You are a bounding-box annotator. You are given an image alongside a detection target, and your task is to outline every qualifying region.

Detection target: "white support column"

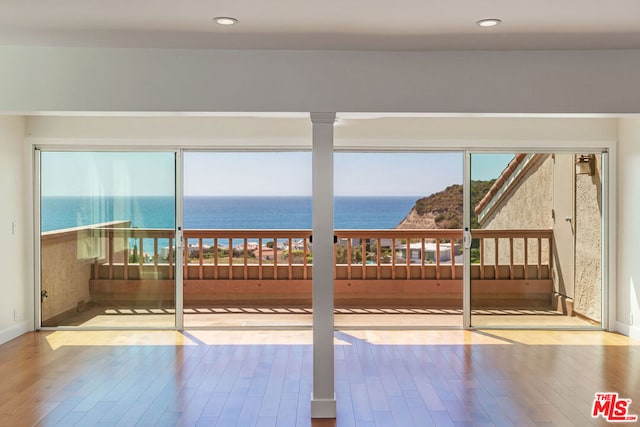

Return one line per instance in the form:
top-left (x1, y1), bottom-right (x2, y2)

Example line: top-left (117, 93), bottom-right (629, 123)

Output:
top-left (310, 112), bottom-right (336, 419)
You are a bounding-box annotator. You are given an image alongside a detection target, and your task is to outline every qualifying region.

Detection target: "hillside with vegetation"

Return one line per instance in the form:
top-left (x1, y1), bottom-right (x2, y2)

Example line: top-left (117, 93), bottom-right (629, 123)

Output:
top-left (396, 180), bottom-right (495, 229)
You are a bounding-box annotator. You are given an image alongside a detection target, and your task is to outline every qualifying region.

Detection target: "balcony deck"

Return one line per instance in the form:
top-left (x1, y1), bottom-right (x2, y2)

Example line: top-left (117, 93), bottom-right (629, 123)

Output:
top-left (49, 304), bottom-right (595, 329)
top-left (38, 225), bottom-right (580, 327)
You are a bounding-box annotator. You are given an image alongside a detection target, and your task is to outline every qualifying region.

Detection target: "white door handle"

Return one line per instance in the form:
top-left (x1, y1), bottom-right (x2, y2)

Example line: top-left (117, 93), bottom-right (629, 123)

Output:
top-left (177, 227), bottom-right (184, 249)
top-left (463, 228), bottom-right (472, 249)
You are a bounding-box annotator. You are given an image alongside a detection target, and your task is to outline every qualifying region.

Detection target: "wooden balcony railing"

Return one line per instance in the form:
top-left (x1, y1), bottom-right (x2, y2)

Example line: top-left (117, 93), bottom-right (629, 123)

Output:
top-left (472, 229), bottom-right (553, 281)
top-left (84, 226), bottom-right (553, 308)
top-left (333, 229), bottom-right (463, 281)
top-left (183, 229), bottom-right (312, 282)
top-left (90, 227), bottom-right (176, 281)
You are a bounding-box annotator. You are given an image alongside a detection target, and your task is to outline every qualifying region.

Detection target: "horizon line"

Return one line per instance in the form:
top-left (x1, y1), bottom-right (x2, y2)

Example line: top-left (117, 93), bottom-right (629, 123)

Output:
top-left (43, 194), bottom-right (425, 198)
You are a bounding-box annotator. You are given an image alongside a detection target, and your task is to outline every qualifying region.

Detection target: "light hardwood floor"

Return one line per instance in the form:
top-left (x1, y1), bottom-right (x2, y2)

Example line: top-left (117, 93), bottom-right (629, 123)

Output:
top-left (0, 329), bottom-right (638, 426)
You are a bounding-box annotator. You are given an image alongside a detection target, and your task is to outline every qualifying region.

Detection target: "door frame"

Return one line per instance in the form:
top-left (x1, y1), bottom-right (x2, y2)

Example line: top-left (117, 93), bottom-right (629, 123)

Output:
top-left (30, 137), bottom-right (616, 332)
top-left (463, 149), bottom-right (610, 330)
top-left (34, 147), bottom-right (183, 331)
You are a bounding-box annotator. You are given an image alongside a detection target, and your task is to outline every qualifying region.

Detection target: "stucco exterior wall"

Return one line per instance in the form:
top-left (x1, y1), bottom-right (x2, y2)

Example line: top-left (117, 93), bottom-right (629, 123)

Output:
top-left (478, 155), bottom-right (553, 266)
top-left (478, 153), bottom-right (602, 321)
top-left (574, 155), bottom-right (602, 321)
top-left (41, 229), bottom-right (94, 323)
top-left (40, 221), bottom-right (129, 324)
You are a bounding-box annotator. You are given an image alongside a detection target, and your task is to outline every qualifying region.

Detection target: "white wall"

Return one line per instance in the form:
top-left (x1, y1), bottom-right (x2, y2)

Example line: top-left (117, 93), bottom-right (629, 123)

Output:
top-left (335, 117), bottom-right (617, 150)
top-left (0, 116), bottom-right (30, 343)
top-left (26, 116), bottom-right (617, 150)
top-left (26, 116), bottom-right (312, 149)
top-left (1, 48), bottom-right (640, 114)
top-left (616, 119), bottom-right (640, 338)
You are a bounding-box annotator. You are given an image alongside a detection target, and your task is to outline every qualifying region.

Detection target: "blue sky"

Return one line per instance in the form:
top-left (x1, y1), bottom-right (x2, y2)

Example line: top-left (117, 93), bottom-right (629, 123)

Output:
top-left (185, 152), bottom-right (473, 196)
top-left (41, 152), bottom-right (176, 197)
top-left (41, 151), bottom-right (513, 197)
top-left (471, 153), bottom-right (515, 181)
top-left (333, 152), bottom-right (462, 197)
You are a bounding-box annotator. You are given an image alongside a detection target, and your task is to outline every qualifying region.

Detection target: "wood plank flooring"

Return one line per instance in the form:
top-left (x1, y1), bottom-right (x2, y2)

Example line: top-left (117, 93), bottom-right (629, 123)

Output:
top-left (0, 329), bottom-right (638, 426)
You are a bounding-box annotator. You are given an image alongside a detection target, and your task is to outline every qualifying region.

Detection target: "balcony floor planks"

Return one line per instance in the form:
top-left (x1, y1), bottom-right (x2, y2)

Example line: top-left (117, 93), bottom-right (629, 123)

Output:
top-left (0, 330), bottom-right (638, 426)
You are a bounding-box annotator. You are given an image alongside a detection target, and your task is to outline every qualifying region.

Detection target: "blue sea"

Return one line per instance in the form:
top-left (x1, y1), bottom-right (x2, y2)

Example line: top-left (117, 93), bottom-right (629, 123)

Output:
top-left (41, 196), bottom-right (418, 232)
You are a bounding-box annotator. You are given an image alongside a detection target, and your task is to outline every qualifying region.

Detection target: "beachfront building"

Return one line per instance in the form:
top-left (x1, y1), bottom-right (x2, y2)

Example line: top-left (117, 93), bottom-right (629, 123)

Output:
top-left (257, 246), bottom-right (277, 261)
top-left (395, 241), bottom-right (461, 263)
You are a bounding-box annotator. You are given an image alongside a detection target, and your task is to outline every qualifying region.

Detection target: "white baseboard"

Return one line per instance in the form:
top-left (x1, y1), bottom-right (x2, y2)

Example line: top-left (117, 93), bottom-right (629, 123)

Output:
top-left (614, 321), bottom-right (629, 336)
top-left (613, 321), bottom-right (640, 340)
top-left (627, 324), bottom-right (640, 340)
top-left (311, 393), bottom-right (337, 418)
top-left (0, 321), bottom-right (31, 345)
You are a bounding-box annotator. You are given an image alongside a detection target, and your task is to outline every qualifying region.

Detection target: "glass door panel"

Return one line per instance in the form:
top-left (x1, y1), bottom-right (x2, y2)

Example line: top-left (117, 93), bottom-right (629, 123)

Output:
top-left (333, 152), bottom-right (464, 328)
top-left (40, 151), bottom-right (177, 328)
top-left (182, 152), bottom-right (312, 328)
top-left (469, 152), bottom-right (603, 328)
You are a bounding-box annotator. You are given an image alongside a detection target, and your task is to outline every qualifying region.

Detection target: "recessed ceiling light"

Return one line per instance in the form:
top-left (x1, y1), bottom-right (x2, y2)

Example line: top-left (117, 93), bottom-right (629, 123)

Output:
top-left (476, 18), bottom-right (502, 28)
top-left (213, 17), bottom-right (238, 26)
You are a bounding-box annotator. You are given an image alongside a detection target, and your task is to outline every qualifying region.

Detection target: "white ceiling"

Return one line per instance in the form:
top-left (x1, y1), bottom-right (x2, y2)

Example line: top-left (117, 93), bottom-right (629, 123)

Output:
top-left (1, 0), bottom-right (640, 51)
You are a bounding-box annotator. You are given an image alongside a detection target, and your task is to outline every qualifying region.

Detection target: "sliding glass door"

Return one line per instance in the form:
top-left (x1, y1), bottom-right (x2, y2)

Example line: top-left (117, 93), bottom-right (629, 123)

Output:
top-left (333, 152), bottom-right (464, 328)
top-left (36, 147), bottom-right (607, 330)
top-left (181, 151), bottom-right (313, 328)
top-left (468, 152), bottom-right (604, 328)
top-left (38, 151), bottom-right (178, 328)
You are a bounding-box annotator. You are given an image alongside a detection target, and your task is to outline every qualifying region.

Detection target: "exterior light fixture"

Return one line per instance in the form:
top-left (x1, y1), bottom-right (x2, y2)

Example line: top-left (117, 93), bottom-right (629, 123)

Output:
top-left (476, 18), bottom-right (502, 28)
top-left (575, 154), bottom-right (596, 175)
top-left (213, 17), bottom-right (238, 26)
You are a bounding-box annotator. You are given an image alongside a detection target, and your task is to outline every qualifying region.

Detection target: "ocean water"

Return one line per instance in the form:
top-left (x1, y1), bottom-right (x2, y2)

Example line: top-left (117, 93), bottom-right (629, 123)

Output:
top-left (41, 196), bottom-right (418, 232)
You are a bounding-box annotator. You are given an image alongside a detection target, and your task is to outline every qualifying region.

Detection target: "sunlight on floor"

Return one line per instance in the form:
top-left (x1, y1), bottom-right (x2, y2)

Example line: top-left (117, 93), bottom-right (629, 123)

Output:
top-left (339, 330), bottom-right (512, 346)
top-left (479, 330), bottom-right (640, 346)
top-left (45, 330), bottom-right (197, 350)
top-left (44, 328), bottom-right (640, 353)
